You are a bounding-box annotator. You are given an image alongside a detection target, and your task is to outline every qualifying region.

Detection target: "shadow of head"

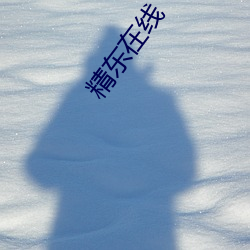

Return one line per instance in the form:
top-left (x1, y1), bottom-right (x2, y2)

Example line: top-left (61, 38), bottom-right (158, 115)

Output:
top-left (26, 25), bottom-right (195, 248)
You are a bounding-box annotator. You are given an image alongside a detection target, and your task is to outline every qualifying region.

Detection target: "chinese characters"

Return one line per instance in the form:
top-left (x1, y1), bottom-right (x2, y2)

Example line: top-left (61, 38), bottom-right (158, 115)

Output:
top-left (85, 4), bottom-right (165, 99)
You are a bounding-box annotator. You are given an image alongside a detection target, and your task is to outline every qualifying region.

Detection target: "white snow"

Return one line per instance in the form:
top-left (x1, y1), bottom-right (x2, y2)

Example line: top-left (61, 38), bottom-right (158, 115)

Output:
top-left (0, 0), bottom-right (250, 249)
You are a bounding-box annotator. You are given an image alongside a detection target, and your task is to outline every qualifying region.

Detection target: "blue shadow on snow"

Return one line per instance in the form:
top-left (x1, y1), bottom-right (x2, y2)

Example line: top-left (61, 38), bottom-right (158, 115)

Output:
top-left (26, 26), bottom-right (196, 250)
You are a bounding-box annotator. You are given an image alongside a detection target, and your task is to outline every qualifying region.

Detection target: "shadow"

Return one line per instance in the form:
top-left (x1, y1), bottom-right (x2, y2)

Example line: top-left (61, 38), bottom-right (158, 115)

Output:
top-left (26, 26), bottom-right (195, 250)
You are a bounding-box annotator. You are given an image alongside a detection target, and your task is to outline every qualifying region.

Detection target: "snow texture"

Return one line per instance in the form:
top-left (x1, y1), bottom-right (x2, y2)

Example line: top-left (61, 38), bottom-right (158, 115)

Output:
top-left (0, 1), bottom-right (250, 249)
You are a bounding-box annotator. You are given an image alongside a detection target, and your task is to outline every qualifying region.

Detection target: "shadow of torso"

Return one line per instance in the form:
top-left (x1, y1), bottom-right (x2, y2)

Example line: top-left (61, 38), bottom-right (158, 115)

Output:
top-left (26, 26), bottom-right (195, 250)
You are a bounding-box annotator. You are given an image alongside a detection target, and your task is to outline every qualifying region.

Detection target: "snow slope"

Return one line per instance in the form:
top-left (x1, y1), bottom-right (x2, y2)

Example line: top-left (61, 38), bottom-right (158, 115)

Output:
top-left (0, 0), bottom-right (249, 249)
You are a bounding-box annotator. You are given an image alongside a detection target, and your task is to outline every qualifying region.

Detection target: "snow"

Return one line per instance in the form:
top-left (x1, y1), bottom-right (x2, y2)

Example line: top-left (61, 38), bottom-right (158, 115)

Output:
top-left (0, 0), bottom-right (250, 249)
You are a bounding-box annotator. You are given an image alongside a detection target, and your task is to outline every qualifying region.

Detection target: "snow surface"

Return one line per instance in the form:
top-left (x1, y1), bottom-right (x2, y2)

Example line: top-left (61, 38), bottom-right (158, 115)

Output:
top-left (0, 0), bottom-right (250, 249)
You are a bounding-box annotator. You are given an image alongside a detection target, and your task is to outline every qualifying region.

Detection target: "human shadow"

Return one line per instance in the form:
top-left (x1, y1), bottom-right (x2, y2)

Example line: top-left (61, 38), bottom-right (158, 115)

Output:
top-left (26, 26), bottom-right (195, 250)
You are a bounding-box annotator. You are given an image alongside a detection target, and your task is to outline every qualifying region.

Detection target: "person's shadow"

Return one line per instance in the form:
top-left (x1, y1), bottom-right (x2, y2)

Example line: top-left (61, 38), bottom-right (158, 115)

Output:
top-left (26, 26), bottom-right (195, 250)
